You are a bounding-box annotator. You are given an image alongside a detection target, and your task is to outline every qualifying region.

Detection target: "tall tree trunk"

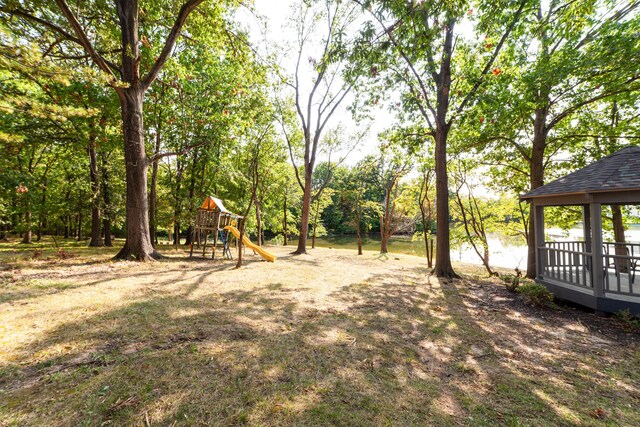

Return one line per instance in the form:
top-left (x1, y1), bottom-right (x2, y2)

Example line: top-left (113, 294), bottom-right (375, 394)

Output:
top-left (294, 167), bottom-right (313, 254)
top-left (76, 210), bottom-right (83, 241)
top-left (355, 209), bottom-right (363, 255)
top-left (64, 208), bottom-right (70, 239)
top-left (311, 198), bottom-right (320, 249)
top-left (185, 149), bottom-right (198, 246)
top-left (380, 215), bottom-right (388, 253)
top-left (185, 227), bottom-right (193, 246)
top-left (526, 106), bottom-right (548, 278)
top-left (36, 177), bottom-right (47, 242)
top-left (0, 220), bottom-right (7, 240)
top-left (149, 122), bottom-right (161, 247)
top-left (431, 19), bottom-right (457, 278)
top-left (172, 157), bottom-right (184, 248)
top-left (609, 100), bottom-right (627, 268)
top-left (432, 124), bottom-right (456, 276)
top-left (526, 9), bottom-right (551, 279)
top-left (52, 0), bottom-right (204, 259)
top-left (114, 87), bottom-right (159, 260)
top-left (101, 151), bottom-right (112, 247)
top-left (611, 204), bottom-right (628, 271)
top-left (88, 129), bottom-right (104, 247)
top-left (173, 217), bottom-right (181, 246)
top-left (21, 210), bottom-right (32, 244)
top-left (380, 182), bottom-right (395, 254)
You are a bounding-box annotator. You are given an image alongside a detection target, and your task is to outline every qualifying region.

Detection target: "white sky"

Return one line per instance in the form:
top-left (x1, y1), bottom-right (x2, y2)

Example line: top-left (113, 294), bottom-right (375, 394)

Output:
top-left (235, 0), bottom-right (391, 166)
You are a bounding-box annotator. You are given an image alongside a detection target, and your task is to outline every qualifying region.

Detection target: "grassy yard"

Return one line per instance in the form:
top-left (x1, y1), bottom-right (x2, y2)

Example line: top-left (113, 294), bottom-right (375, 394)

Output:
top-left (0, 238), bottom-right (639, 426)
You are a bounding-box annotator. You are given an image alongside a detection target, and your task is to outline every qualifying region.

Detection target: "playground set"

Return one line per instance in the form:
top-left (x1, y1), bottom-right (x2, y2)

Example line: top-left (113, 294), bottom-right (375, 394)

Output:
top-left (189, 196), bottom-right (276, 262)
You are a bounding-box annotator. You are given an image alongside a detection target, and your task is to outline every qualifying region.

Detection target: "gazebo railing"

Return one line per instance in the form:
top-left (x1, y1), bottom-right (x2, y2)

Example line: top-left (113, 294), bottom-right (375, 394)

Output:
top-left (538, 241), bottom-right (592, 289)
top-left (603, 242), bottom-right (640, 297)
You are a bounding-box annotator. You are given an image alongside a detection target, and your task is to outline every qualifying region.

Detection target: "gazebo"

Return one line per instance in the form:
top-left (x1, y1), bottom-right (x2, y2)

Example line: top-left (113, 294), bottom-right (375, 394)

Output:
top-left (521, 146), bottom-right (640, 315)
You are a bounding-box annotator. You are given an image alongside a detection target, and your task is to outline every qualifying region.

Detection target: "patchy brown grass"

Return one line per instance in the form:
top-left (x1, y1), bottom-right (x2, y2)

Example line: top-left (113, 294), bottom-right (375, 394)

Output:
top-left (0, 238), bottom-right (639, 426)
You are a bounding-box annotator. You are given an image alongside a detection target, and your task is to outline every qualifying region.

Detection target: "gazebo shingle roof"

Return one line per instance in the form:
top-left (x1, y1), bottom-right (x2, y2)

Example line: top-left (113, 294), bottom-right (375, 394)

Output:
top-left (521, 146), bottom-right (640, 199)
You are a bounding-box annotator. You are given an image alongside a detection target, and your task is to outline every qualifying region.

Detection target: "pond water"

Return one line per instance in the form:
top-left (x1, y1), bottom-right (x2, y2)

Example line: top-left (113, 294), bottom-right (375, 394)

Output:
top-left (274, 224), bottom-right (640, 271)
top-left (278, 232), bottom-right (529, 270)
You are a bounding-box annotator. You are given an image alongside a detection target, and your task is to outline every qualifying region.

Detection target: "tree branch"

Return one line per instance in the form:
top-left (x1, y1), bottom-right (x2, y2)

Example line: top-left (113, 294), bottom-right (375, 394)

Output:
top-left (54, 0), bottom-right (121, 86)
top-left (3, 7), bottom-right (80, 44)
top-left (150, 140), bottom-right (209, 163)
top-left (142, 0), bottom-right (205, 90)
top-left (548, 76), bottom-right (640, 130)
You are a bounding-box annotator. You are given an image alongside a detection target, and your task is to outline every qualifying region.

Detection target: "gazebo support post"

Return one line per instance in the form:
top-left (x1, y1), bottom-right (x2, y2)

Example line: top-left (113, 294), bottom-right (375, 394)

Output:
top-left (534, 204), bottom-right (545, 279)
top-left (589, 203), bottom-right (604, 301)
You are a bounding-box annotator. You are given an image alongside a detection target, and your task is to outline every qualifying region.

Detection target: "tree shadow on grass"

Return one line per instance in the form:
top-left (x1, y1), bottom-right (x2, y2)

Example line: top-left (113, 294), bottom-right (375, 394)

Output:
top-left (418, 273), bottom-right (640, 425)
top-left (1, 269), bottom-right (638, 426)
top-left (0, 252), bottom-right (275, 305)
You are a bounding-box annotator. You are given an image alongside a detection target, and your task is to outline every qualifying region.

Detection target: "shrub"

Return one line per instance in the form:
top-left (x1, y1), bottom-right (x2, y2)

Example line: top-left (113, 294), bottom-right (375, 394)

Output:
top-left (517, 283), bottom-right (554, 308)
top-left (501, 274), bottom-right (520, 292)
top-left (613, 309), bottom-right (640, 332)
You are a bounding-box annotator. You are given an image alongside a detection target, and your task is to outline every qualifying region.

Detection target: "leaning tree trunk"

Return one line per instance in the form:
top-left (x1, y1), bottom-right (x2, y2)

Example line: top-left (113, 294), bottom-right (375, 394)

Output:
top-left (88, 132), bottom-right (104, 247)
top-left (254, 195), bottom-right (262, 246)
top-left (293, 167), bottom-right (313, 254)
top-left (115, 87), bottom-right (159, 260)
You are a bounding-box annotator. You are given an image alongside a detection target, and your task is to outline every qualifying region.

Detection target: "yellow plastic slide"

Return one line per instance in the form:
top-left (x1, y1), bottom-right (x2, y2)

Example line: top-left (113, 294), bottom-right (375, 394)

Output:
top-left (223, 225), bottom-right (276, 262)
